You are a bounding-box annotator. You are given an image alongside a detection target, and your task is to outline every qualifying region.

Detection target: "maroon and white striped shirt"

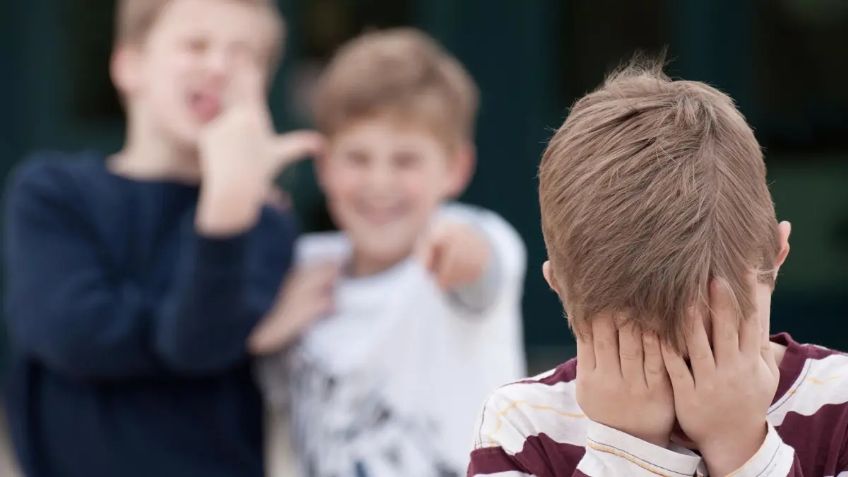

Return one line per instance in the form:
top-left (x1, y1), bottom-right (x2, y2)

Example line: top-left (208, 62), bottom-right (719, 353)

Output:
top-left (468, 333), bottom-right (848, 476)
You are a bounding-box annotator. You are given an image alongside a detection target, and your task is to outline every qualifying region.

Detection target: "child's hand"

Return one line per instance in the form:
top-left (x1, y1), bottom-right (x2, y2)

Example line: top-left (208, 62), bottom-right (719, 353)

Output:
top-left (415, 220), bottom-right (491, 290)
top-left (661, 278), bottom-right (779, 476)
top-left (247, 262), bottom-right (340, 355)
top-left (196, 62), bottom-right (324, 235)
top-left (575, 316), bottom-right (675, 448)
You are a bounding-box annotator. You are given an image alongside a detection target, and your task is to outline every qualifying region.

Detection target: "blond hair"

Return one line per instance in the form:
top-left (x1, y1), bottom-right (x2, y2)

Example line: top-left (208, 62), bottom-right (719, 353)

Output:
top-left (538, 59), bottom-right (780, 349)
top-left (313, 28), bottom-right (479, 148)
top-left (115, 0), bottom-right (285, 63)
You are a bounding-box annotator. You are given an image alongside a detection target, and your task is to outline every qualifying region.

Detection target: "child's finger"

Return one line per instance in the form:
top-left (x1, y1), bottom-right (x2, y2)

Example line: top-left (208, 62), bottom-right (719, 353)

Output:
top-left (709, 277), bottom-right (740, 364)
top-left (618, 322), bottom-right (645, 385)
top-left (739, 272), bottom-right (764, 356)
top-left (293, 263), bottom-right (340, 294)
top-left (661, 340), bottom-right (694, 392)
top-left (684, 306), bottom-right (715, 380)
top-left (643, 332), bottom-right (667, 388)
top-left (312, 264), bottom-right (341, 285)
top-left (416, 236), bottom-right (441, 274)
top-left (591, 314), bottom-right (620, 375)
top-left (315, 260), bottom-right (343, 277)
top-left (413, 225), bottom-right (442, 273)
top-left (309, 294), bottom-right (335, 317)
top-left (435, 241), bottom-right (462, 289)
top-left (268, 131), bottom-right (325, 170)
top-left (247, 316), bottom-right (289, 355)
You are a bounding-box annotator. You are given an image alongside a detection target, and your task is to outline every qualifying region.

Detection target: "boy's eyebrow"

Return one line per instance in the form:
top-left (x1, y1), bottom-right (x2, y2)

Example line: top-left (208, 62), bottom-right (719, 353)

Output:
top-left (230, 40), bottom-right (252, 49)
top-left (226, 40), bottom-right (269, 61)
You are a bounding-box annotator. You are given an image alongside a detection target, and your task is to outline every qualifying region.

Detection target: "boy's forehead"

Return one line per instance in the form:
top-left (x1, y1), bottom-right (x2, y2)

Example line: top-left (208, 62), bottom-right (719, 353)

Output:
top-left (329, 113), bottom-right (459, 152)
top-left (152, 0), bottom-right (279, 49)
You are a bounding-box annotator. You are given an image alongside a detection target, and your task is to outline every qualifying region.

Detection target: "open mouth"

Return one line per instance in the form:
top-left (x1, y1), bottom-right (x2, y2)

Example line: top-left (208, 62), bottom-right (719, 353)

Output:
top-left (187, 91), bottom-right (222, 122)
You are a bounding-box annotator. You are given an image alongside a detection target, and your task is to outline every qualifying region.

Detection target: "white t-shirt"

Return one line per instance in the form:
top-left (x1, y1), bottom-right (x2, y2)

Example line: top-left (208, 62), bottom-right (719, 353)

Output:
top-left (259, 203), bottom-right (526, 477)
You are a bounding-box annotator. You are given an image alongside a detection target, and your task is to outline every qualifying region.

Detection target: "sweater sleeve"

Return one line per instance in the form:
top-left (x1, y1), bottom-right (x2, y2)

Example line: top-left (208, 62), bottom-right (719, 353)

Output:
top-left (153, 206), bottom-right (294, 373)
top-left (3, 160), bottom-right (293, 379)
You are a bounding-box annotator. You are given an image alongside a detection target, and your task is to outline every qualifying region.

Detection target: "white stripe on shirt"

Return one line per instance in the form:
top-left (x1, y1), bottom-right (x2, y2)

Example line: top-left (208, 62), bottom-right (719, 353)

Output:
top-left (769, 353), bottom-right (848, 425)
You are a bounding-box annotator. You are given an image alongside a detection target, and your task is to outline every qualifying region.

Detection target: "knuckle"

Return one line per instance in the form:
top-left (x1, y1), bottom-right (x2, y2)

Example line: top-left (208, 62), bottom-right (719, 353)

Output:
top-left (669, 368), bottom-right (687, 381)
top-left (644, 364), bottom-right (664, 377)
top-left (595, 339), bottom-right (612, 351)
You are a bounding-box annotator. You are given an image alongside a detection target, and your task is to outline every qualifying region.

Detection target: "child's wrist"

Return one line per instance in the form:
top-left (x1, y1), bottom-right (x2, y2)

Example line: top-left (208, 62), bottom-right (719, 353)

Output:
top-left (196, 183), bottom-right (264, 236)
top-left (699, 422), bottom-right (768, 476)
top-left (629, 430), bottom-right (670, 449)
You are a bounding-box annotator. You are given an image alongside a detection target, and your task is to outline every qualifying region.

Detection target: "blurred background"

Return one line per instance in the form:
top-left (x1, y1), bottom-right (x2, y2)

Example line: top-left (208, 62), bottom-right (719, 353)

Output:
top-left (1, 0), bottom-right (846, 474)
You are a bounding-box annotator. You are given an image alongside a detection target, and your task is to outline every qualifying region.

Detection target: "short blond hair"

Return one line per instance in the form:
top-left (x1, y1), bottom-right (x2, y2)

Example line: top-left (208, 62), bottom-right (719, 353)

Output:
top-left (539, 59), bottom-right (780, 349)
top-left (313, 28), bottom-right (479, 148)
top-left (115, 0), bottom-right (285, 63)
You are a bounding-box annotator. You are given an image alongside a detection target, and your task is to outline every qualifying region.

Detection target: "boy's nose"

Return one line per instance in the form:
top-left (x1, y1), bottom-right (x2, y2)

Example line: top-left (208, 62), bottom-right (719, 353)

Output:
top-left (366, 167), bottom-right (396, 192)
top-left (204, 49), bottom-right (234, 80)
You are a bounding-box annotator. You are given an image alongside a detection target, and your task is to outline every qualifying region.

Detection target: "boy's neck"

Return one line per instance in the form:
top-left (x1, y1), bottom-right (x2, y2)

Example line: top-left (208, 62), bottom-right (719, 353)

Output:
top-left (110, 119), bottom-right (202, 183)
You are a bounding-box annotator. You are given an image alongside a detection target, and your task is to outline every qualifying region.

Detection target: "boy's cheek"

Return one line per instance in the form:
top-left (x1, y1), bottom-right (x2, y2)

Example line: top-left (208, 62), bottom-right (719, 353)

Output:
top-left (320, 160), bottom-right (359, 193)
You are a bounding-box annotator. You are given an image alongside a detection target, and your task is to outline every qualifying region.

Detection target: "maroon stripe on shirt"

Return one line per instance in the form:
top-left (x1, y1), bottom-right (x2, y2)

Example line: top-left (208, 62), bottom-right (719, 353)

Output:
top-left (778, 402), bottom-right (848, 475)
top-left (527, 433), bottom-right (585, 475)
top-left (467, 447), bottom-right (522, 475)
top-left (469, 434), bottom-right (585, 476)
top-left (518, 359), bottom-right (578, 387)
top-left (772, 332), bottom-right (843, 406)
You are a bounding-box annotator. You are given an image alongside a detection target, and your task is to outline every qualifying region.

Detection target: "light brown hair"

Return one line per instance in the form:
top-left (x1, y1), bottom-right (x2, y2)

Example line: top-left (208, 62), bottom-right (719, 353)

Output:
top-left (538, 59), bottom-right (780, 349)
top-left (115, 0), bottom-right (285, 63)
top-left (313, 28), bottom-right (479, 148)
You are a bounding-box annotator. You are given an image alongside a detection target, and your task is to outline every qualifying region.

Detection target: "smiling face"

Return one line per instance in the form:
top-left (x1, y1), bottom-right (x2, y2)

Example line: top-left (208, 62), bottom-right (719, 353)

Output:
top-left (318, 115), bottom-right (472, 274)
top-left (112, 0), bottom-right (280, 149)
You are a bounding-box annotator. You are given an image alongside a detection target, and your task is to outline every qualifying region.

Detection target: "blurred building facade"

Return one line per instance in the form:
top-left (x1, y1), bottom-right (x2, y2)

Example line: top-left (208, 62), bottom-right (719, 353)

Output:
top-left (0, 0), bottom-right (846, 375)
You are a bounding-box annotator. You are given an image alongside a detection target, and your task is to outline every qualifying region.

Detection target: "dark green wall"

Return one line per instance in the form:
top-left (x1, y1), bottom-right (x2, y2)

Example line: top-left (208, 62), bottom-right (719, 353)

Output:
top-left (2, 0), bottom-right (846, 374)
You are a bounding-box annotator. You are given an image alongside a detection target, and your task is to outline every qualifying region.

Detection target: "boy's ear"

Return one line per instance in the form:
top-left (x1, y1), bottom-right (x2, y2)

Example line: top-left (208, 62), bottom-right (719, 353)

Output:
top-left (774, 221), bottom-right (792, 275)
top-left (110, 44), bottom-right (143, 98)
top-left (544, 260), bottom-right (575, 320)
top-left (445, 142), bottom-right (476, 198)
top-left (542, 261), bottom-right (561, 296)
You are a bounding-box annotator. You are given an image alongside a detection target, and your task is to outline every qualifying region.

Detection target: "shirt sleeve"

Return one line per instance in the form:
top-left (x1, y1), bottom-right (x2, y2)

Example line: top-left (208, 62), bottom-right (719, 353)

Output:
top-left (715, 423), bottom-right (801, 476)
top-left (3, 160), bottom-right (293, 380)
top-left (577, 421), bottom-right (701, 477)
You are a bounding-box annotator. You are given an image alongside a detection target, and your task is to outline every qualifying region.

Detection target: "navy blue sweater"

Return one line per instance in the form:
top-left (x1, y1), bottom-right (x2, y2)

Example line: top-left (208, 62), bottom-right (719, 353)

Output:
top-left (3, 152), bottom-right (296, 477)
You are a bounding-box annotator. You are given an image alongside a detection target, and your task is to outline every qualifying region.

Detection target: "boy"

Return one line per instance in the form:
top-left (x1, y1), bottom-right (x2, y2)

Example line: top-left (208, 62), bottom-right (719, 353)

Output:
top-left (252, 28), bottom-right (527, 477)
top-left (467, 61), bottom-right (848, 476)
top-left (3, 1), bottom-right (321, 476)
